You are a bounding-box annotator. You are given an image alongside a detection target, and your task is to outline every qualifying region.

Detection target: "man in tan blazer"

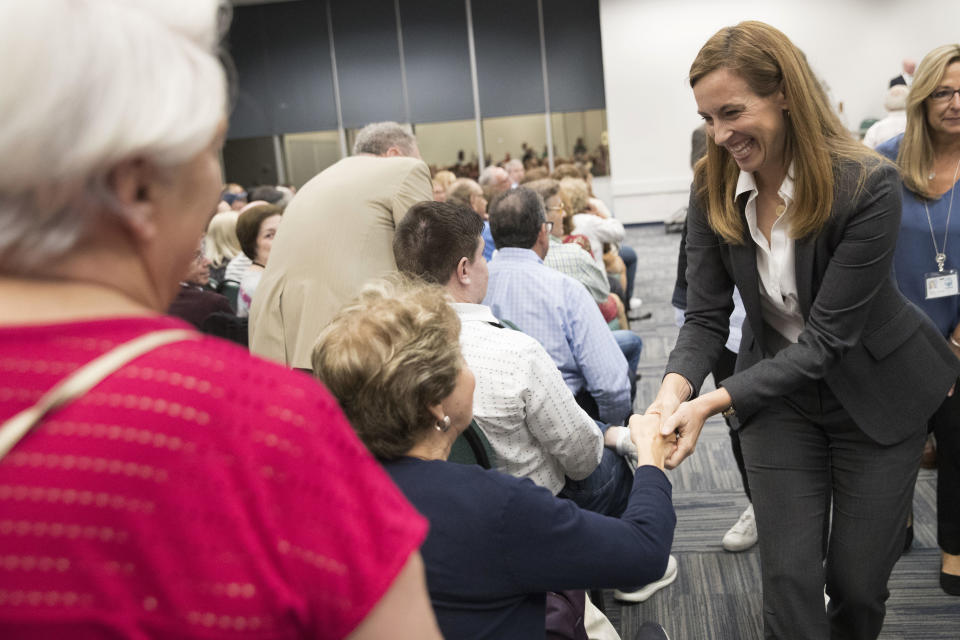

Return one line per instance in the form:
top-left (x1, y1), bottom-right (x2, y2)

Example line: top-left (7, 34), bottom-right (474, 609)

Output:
top-left (249, 122), bottom-right (432, 369)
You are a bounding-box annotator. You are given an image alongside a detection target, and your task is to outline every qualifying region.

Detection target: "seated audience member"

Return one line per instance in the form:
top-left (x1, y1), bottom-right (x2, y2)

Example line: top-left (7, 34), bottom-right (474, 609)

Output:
top-left (862, 84), bottom-right (909, 149)
top-left (235, 203), bottom-right (283, 318)
top-left (204, 210), bottom-right (241, 285)
top-left (432, 169), bottom-right (456, 202)
top-left (525, 178), bottom-right (628, 326)
top-left (395, 201), bottom-right (641, 517)
top-left (447, 177), bottom-right (495, 261)
top-left (478, 165), bottom-right (511, 201)
top-left (221, 201), bottom-right (266, 285)
top-left (521, 166), bottom-right (550, 183)
top-left (484, 188), bottom-right (633, 425)
top-left (0, 1), bottom-right (442, 637)
top-left (505, 158), bottom-right (525, 187)
top-left (561, 176), bottom-right (642, 315)
top-left (167, 234), bottom-right (234, 329)
top-left (222, 183), bottom-right (247, 211)
top-left (560, 176), bottom-right (624, 271)
top-left (248, 185), bottom-right (285, 205)
top-left (312, 278), bottom-right (677, 638)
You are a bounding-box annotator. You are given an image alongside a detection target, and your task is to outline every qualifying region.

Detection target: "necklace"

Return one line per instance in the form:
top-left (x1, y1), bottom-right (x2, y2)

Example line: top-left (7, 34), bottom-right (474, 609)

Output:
top-left (923, 156), bottom-right (960, 272)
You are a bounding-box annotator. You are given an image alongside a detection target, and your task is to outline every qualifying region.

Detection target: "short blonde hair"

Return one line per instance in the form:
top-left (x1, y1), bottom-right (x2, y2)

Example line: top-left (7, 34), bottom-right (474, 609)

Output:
top-left (898, 44), bottom-right (960, 199)
top-left (433, 170), bottom-right (457, 190)
top-left (204, 210), bottom-right (241, 266)
top-left (312, 277), bottom-right (462, 460)
top-left (559, 177), bottom-right (590, 215)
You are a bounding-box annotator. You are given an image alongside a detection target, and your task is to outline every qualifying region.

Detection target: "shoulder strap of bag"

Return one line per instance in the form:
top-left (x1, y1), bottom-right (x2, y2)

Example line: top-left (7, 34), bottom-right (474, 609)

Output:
top-left (0, 328), bottom-right (198, 460)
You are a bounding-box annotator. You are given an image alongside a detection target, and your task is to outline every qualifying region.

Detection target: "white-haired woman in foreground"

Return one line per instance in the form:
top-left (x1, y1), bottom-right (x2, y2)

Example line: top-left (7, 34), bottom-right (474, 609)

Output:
top-left (0, 1), bottom-right (440, 638)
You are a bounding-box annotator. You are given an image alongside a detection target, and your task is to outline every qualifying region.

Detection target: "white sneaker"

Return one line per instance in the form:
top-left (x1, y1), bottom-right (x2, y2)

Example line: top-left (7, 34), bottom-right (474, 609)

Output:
top-left (722, 504), bottom-right (758, 552)
top-left (613, 555), bottom-right (678, 603)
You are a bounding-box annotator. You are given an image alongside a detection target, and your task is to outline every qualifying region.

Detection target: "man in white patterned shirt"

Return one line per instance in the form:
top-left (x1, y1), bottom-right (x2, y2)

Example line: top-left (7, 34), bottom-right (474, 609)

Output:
top-left (394, 200), bottom-right (636, 516)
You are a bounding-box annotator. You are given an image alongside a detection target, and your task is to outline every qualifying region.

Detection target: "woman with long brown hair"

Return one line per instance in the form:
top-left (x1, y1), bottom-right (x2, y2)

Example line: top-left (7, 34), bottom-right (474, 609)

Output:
top-left (648, 21), bottom-right (959, 638)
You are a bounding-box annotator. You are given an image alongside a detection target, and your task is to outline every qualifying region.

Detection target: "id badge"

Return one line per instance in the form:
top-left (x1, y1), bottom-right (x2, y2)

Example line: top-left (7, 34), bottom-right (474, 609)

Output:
top-left (924, 269), bottom-right (960, 299)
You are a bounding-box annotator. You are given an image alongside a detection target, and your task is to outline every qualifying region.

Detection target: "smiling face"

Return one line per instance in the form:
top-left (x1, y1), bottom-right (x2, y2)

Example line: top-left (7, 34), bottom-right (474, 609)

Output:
top-left (694, 67), bottom-right (790, 188)
top-left (926, 61), bottom-right (960, 141)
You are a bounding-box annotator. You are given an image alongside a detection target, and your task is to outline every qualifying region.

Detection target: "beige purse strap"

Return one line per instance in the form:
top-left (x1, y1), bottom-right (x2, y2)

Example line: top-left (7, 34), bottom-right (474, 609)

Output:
top-left (0, 328), bottom-right (197, 460)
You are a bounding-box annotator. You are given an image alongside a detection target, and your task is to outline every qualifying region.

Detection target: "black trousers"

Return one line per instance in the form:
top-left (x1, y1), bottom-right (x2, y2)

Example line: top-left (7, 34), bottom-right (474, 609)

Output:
top-left (712, 346), bottom-right (750, 501)
top-left (738, 380), bottom-right (924, 640)
top-left (928, 390), bottom-right (960, 554)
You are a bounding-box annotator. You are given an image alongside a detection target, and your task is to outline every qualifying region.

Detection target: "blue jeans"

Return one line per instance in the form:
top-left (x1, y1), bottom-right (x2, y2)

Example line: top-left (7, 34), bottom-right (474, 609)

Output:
top-left (612, 329), bottom-right (642, 402)
top-left (559, 447), bottom-right (634, 517)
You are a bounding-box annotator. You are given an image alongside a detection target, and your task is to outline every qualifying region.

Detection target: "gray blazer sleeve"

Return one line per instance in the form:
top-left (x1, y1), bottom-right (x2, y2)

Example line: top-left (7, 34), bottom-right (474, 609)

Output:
top-left (663, 186), bottom-right (735, 396)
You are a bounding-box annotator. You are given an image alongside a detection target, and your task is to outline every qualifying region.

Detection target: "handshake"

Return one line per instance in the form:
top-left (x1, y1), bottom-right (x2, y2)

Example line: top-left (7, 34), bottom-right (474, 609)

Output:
top-left (603, 414), bottom-right (678, 471)
top-left (634, 371), bottom-right (735, 470)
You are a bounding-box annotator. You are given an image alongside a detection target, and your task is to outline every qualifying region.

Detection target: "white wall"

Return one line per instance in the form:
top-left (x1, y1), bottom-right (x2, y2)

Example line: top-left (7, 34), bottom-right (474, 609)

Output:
top-left (600, 0), bottom-right (960, 224)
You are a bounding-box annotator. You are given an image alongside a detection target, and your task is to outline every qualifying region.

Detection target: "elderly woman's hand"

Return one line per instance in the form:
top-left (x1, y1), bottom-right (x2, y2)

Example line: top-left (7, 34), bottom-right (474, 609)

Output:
top-left (628, 413), bottom-right (677, 471)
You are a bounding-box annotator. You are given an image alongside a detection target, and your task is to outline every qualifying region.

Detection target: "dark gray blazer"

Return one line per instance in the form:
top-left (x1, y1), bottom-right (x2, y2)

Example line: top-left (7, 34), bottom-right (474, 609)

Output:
top-left (665, 159), bottom-right (960, 445)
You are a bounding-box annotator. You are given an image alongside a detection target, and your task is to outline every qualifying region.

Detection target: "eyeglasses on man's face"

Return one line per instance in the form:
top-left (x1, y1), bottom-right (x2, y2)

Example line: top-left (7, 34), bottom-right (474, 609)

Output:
top-left (548, 204), bottom-right (566, 213)
top-left (928, 87), bottom-right (960, 104)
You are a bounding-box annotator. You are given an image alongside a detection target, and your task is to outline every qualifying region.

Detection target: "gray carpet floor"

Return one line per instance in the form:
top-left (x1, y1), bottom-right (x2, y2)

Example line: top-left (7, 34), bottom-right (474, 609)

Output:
top-left (601, 224), bottom-right (960, 639)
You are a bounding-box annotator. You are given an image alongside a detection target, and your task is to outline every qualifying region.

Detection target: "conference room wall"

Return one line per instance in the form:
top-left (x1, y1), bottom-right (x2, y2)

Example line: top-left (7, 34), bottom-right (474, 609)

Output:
top-left (600, 0), bottom-right (960, 224)
top-left (223, 0), bottom-right (609, 184)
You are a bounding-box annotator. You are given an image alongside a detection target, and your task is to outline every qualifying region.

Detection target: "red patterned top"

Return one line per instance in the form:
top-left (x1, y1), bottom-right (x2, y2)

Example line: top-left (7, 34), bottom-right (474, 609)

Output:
top-left (0, 316), bottom-right (427, 638)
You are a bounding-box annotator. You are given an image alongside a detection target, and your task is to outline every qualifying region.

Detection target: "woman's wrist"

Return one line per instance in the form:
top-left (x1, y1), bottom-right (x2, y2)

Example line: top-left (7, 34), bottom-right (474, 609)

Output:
top-left (697, 387), bottom-right (733, 417)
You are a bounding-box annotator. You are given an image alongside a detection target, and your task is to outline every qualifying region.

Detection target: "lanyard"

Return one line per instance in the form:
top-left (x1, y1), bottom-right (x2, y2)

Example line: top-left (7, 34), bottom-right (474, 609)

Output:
top-left (923, 157), bottom-right (960, 272)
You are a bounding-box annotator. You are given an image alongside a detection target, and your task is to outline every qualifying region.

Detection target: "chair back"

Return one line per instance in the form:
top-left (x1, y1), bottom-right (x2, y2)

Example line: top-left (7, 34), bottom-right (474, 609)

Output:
top-left (448, 421), bottom-right (494, 469)
top-left (217, 280), bottom-right (241, 313)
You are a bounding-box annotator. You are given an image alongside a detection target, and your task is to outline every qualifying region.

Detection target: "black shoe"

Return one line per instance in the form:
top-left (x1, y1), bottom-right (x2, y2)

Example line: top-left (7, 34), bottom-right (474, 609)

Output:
top-left (940, 571), bottom-right (960, 596)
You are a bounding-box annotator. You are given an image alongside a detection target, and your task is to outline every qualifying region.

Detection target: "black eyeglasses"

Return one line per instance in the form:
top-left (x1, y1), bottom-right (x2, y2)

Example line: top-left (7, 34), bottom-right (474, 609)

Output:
top-left (929, 87), bottom-right (960, 104)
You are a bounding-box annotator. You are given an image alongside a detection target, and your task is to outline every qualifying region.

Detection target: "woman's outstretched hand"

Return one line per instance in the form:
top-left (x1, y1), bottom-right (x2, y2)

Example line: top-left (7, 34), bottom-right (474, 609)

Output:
top-left (648, 376), bottom-right (732, 470)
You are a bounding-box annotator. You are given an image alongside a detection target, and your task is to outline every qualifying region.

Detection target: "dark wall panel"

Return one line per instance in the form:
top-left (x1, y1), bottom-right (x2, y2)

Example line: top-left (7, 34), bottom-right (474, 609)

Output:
top-left (399, 0), bottom-right (474, 123)
top-left (543, 0), bottom-right (606, 112)
top-left (227, 1), bottom-right (338, 139)
top-left (331, 0), bottom-right (406, 129)
top-left (228, 5), bottom-right (272, 138)
top-left (471, 0), bottom-right (545, 119)
top-left (223, 137), bottom-right (279, 187)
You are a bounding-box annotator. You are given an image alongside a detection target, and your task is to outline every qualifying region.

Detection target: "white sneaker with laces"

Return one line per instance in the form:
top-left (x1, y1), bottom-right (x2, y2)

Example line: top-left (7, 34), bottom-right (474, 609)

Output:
top-left (613, 554), bottom-right (678, 603)
top-left (722, 503), bottom-right (758, 552)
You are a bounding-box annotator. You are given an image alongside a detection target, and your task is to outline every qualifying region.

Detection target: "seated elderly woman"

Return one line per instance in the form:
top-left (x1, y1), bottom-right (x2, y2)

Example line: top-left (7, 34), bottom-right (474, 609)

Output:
top-left (234, 202), bottom-right (282, 318)
top-left (313, 278), bottom-right (677, 639)
top-left (0, 1), bottom-right (440, 637)
top-left (204, 209), bottom-right (241, 286)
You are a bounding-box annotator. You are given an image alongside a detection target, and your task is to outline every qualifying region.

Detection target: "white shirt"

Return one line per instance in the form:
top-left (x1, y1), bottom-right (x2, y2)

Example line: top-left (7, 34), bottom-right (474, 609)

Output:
top-left (223, 254), bottom-right (252, 283)
top-left (236, 268), bottom-right (262, 319)
top-left (862, 111), bottom-right (907, 149)
top-left (571, 213), bottom-right (625, 269)
top-left (737, 166), bottom-right (805, 343)
top-left (452, 302), bottom-right (603, 494)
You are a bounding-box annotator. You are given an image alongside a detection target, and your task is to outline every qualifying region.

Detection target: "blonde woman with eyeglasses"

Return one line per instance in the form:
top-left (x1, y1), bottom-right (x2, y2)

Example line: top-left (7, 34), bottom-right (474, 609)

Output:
top-left (877, 43), bottom-right (960, 597)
